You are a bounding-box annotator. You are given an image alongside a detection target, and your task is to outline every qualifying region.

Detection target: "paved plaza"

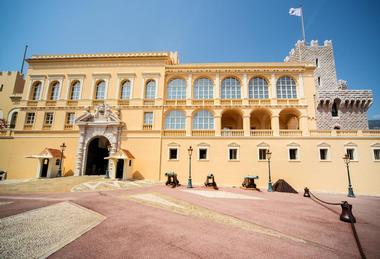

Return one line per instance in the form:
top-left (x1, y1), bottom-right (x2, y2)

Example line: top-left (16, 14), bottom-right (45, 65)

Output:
top-left (0, 177), bottom-right (379, 258)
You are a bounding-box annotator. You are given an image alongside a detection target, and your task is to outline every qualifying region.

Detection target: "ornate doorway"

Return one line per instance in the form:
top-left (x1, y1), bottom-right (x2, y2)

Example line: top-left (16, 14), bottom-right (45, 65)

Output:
top-left (85, 136), bottom-right (110, 175)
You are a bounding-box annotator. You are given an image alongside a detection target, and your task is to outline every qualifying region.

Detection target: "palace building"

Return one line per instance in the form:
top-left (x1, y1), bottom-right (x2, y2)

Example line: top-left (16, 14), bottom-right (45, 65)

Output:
top-left (0, 40), bottom-right (379, 195)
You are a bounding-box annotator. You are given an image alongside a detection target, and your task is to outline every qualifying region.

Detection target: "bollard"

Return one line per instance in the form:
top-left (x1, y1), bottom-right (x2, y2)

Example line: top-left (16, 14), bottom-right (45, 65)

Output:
top-left (340, 201), bottom-right (356, 223)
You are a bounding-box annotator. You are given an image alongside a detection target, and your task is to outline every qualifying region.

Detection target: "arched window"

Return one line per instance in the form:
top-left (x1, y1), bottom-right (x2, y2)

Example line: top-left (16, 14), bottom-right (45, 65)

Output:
top-left (9, 112), bottom-right (18, 128)
top-left (70, 81), bottom-right (80, 100)
top-left (120, 80), bottom-right (131, 99)
top-left (49, 81), bottom-right (60, 100)
top-left (145, 80), bottom-right (156, 99)
top-left (194, 78), bottom-right (213, 99)
top-left (95, 80), bottom-right (106, 99)
top-left (167, 78), bottom-right (186, 99)
top-left (165, 110), bottom-right (185, 129)
top-left (221, 77), bottom-right (241, 99)
top-left (332, 102), bottom-right (338, 117)
top-left (31, 82), bottom-right (41, 100)
top-left (193, 110), bottom-right (214, 129)
top-left (276, 76), bottom-right (297, 99)
top-left (249, 77), bottom-right (269, 99)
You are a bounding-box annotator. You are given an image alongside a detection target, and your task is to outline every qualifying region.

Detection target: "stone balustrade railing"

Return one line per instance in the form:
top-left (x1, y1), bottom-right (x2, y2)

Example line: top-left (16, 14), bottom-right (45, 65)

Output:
top-left (163, 130), bottom-right (186, 136)
top-left (221, 129), bottom-right (244, 136)
top-left (250, 130), bottom-right (273, 136)
top-left (192, 130), bottom-right (215, 136)
top-left (279, 130), bottom-right (303, 136)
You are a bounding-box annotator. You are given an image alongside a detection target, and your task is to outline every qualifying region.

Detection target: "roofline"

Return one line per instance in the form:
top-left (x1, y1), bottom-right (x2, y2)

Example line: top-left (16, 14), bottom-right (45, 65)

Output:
top-left (166, 62), bottom-right (316, 69)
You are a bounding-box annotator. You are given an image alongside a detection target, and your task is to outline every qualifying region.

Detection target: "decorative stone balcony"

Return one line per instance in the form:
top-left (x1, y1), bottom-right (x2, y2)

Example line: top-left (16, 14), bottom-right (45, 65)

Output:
top-left (336, 130), bottom-right (358, 136)
top-left (118, 100), bottom-right (130, 106)
top-left (23, 124), bottom-right (33, 130)
top-left (42, 124), bottom-right (52, 130)
top-left (279, 130), bottom-right (302, 136)
top-left (248, 99), bottom-right (271, 105)
top-left (64, 124), bottom-right (74, 130)
top-left (46, 100), bottom-right (57, 107)
top-left (27, 101), bottom-right (38, 106)
top-left (220, 99), bottom-right (242, 106)
top-left (92, 100), bottom-right (104, 106)
top-left (66, 100), bottom-right (78, 106)
top-left (192, 130), bottom-right (215, 136)
top-left (250, 130), bottom-right (273, 136)
top-left (310, 130), bottom-right (333, 136)
top-left (143, 99), bottom-right (155, 106)
top-left (192, 99), bottom-right (214, 106)
top-left (163, 130), bottom-right (186, 136)
top-left (143, 124), bottom-right (152, 131)
top-left (277, 99), bottom-right (299, 106)
top-left (221, 129), bottom-right (244, 137)
top-left (164, 100), bottom-right (186, 106)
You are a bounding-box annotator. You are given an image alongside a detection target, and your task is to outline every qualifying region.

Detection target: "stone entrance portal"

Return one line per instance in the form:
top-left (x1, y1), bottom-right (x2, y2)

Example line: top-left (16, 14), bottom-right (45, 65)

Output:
top-left (74, 104), bottom-right (124, 177)
top-left (85, 136), bottom-right (110, 175)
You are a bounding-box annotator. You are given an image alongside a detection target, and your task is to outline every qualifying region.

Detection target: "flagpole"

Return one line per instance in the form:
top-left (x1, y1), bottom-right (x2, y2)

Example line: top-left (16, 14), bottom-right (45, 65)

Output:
top-left (300, 5), bottom-right (306, 42)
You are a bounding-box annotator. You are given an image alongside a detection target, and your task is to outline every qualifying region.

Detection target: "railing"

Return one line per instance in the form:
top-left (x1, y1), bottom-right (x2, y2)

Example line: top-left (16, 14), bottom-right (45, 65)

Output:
top-left (192, 130), bottom-right (215, 136)
top-left (118, 100), bottom-right (130, 106)
top-left (42, 125), bottom-right (52, 130)
top-left (143, 99), bottom-right (155, 106)
top-left (336, 130), bottom-right (358, 136)
top-left (46, 100), bottom-right (56, 107)
top-left (250, 130), bottom-right (273, 136)
top-left (23, 124), bottom-right (33, 130)
top-left (192, 99), bottom-right (214, 106)
top-left (163, 130), bottom-right (186, 136)
top-left (165, 100), bottom-right (186, 106)
top-left (0, 130), bottom-right (10, 136)
top-left (279, 130), bottom-right (302, 136)
top-left (220, 99), bottom-right (242, 105)
top-left (277, 99), bottom-right (299, 105)
top-left (27, 101), bottom-right (38, 106)
top-left (248, 99), bottom-right (271, 105)
top-left (221, 129), bottom-right (244, 136)
top-left (143, 124), bottom-right (152, 131)
top-left (93, 100), bottom-right (104, 105)
top-left (64, 124), bottom-right (73, 130)
top-left (362, 130), bottom-right (380, 136)
top-left (310, 130), bottom-right (332, 136)
top-left (66, 100), bottom-right (78, 106)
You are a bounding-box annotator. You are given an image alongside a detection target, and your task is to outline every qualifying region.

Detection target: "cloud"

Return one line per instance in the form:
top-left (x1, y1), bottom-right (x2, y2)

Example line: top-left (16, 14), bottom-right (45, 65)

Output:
top-left (371, 114), bottom-right (380, 120)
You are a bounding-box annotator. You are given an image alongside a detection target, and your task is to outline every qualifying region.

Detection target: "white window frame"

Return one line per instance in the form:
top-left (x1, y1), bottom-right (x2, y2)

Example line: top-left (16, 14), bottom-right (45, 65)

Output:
top-left (372, 148), bottom-right (380, 162)
top-left (66, 112), bottom-right (75, 125)
top-left (198, 147), bottom-right (209, 161)
top-left (288, 147), bottom-right (300, 161)
top-left (66, 75), bottom-right (84, 100)
top-left (318, 147), bottom-right (331, 162)
top-left (228, 147), bottom-right (239, 161)
top-left (44, 112), bottom-right (54, 125)
top-left (168, 147), bottom-right (179, 161)
top-left (143, 112), bottom-right (154, 126)
top-left (345, 147), bottom-right (358, 162)
top-left (257, 147), bottom-right (269, 161)
top-left (25, 112), bottom-right (35, 125)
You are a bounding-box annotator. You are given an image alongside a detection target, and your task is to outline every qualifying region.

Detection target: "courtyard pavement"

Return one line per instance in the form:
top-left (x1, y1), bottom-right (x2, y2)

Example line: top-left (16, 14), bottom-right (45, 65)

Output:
top-left (0, 177), bottom-right (379, 258)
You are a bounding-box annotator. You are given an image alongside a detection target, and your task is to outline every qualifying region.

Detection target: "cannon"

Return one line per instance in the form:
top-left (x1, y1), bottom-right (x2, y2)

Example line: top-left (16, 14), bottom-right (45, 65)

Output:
top-left (242, 175), bottom-right (259, 190)
top-left (204, 173), bottom-right (218, 190)
top-left (165, 172), bottom-right (180, 188)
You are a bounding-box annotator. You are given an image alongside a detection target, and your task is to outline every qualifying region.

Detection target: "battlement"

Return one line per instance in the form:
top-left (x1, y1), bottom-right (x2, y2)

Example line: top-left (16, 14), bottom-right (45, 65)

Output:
top-left (284, 40), bottom-right (333, 62)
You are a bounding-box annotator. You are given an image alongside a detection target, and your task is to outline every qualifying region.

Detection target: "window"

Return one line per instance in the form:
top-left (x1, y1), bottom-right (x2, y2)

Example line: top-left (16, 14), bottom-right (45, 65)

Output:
top-left (228, 148), bottom-right (239, 161)
top-left (346, 148), bottom-right (356, 161)
top-left (332, 102), bottom-right (338, 117)
top-left (9, 112), bottom-right (18, 128)
top-left (145, 80), bottom-right (156, 99)
top-left (221, 77), bottom-right (241, 99)
top-left (317, 77), bottom-right (321, 86)
top-left (169, 148), bottom-right (178, 160)
top-left (319, 148), bottom-right (329, 161)
top-left (289, 148), bottom-right (299, 160)
top-left (373, 149), bottom-right (380, 161)
top-left (66, 112), bottom-right (75, 125)
top-left (167, 78), bottom-right (186, 99)
top-left (31, 82), bottom-right (41, 100)
top-left (194, 78), bottom-right (213, 99)
top-left (55, 159), bottom-right (60, 166)
top-left (193, 110), bottom-right (214, 129)
top-left (25, 112), bottom-right (35, 125)
top-left (120, 80), bottom-right (131, 99)
top-left (44, 112), bottom-right (54, 125)
top-left (276, 76), bottom-right (297, 99)
top-left (249, 77), bottom-right (269, 99)
top-left (316, 58), bottom-right (319, 68)
top-left (95, 80), bottom-right (106, 99)
top-left (0, 84), bottom-right (3, 91)
top-left (144, 112), bottom-right (153, 125)
top-left (49, 81), bottom-right (60, 100)
top-left (70, 81), bottom-right (80, 100)
top-left (199, 148), bottom-right (208, 160)
top-left (165, 110), bottom-right (185, 129)
top-left (258, 148), bottom-right (268, 161)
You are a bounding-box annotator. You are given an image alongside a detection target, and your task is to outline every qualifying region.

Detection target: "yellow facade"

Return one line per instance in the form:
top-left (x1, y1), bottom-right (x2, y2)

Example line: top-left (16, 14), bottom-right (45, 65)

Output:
top-left (0, 51), bottom-right (379, 195)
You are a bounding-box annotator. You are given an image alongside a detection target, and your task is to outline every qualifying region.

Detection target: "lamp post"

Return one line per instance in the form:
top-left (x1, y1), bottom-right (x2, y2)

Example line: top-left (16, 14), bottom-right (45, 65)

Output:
top-left (343, 154), bottom-right (355, 198)
top-left (57, 142), bottom-right (66, 177)
top-left (266, 150), bottom-right (273, 192)
top-left (105, 144), bottom-right (112, 179)
top-left (187, 146), bottom-right (193, 188)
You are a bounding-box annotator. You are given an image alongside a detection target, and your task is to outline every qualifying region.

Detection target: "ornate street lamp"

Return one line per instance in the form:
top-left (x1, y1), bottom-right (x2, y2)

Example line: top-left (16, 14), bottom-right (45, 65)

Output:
top-left (343, 154), bottom-right (355, 198)
top-left (57, 142), bottom-right (66, 177)
top-left (105, 144), bottom-right (112, 179)
top-left (187, 146), bottom-right (193, 188)
top-left (266, 150), bottom-right (273, 192)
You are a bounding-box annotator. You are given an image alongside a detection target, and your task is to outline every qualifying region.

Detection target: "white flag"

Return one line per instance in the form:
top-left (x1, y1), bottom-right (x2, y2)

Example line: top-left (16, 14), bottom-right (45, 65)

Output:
top-left (289, 7), bottom-right (302, 16)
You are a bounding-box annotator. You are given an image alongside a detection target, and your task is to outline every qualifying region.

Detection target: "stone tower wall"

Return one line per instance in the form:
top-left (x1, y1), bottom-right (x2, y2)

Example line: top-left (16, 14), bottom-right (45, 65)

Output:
top-left (284, 40), bottom-right (372, 130)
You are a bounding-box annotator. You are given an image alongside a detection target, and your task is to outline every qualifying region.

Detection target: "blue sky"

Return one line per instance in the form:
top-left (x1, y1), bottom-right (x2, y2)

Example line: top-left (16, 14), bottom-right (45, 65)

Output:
top-left (0, 0), bottom-right (379, 119)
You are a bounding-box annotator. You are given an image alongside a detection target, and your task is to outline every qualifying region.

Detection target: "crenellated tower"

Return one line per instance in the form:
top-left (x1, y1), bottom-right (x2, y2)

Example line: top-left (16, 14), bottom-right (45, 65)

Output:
top-left (284, 40), bottom-right (373, 130)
